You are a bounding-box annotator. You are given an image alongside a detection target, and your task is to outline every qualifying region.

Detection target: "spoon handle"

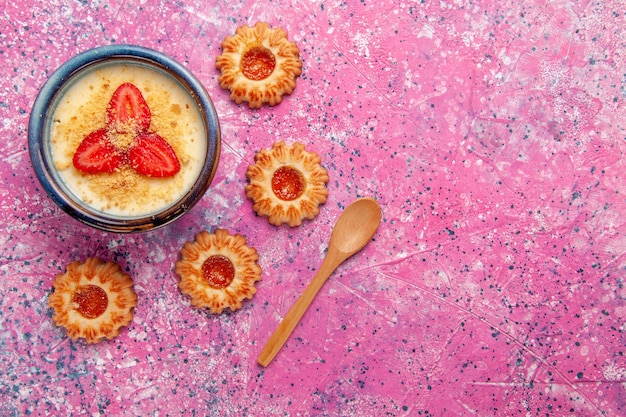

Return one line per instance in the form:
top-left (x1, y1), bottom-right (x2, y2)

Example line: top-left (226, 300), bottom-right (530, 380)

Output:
top-left (257, 250), bottom-right (344, 367)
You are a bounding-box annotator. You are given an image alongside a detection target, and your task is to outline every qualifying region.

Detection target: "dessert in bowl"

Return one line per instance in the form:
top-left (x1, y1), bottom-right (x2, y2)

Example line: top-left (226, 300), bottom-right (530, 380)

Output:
top-left (29, 45), bottom-right (220, 233)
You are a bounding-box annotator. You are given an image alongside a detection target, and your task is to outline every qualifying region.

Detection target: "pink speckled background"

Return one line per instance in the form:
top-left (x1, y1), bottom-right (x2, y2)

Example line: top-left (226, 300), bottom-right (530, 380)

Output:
top-left (1, 1), bottom-right (625, 416)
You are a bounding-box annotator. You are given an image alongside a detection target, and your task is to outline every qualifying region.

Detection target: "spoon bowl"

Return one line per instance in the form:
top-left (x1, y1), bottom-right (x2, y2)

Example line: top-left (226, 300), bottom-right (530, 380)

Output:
top-left (330, 198), bottom-right (383, 255)
top-left (258, 197), bottom-right (382, 367)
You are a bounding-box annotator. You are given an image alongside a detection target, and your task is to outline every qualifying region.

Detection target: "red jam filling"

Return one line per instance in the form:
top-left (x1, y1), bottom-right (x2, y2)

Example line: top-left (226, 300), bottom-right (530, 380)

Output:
top-left (272, 166), bottom-right (305, 201)
top-left (202, 255), bottom-right (235, 289)
top-left (241, 46), bottom-right (276, 81)
top-left (72, 285), bottom-right (108, 319)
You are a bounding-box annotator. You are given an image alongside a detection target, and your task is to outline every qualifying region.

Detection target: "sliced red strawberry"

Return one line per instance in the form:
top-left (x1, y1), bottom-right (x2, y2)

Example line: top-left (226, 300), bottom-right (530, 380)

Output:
top-left (127, 133), bottom-right (181, 177)
top-left (73, 129), bottom-right (123, 174)
top-left (106, 83), bottom-right (151, 134)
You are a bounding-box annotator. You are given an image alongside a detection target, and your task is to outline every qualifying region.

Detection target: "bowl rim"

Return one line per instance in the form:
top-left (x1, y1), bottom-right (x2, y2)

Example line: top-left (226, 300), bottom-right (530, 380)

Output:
top-left (28, 44), bottom-right (220, 233)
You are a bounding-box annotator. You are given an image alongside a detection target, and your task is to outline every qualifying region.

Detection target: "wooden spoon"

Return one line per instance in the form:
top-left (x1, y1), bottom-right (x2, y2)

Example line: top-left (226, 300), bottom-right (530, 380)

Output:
top-left (258, 197), bottom-right (382, 367)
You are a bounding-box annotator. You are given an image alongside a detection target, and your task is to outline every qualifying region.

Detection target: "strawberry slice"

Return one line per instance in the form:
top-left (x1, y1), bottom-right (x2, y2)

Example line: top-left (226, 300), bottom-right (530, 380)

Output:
top-left (73, 129), bottom-right (123, 174)
top-left (127, 133), bottom-right (181, 177)
top-left (106, 83), bottom-right (151, 134)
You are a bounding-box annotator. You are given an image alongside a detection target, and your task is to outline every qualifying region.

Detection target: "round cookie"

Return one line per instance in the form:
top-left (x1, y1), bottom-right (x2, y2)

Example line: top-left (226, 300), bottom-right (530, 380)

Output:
top-left (175, 229), bottom-right (262, 314)
top-left (48, 257), bottom-right (137, 343)
top-left (245, 141), bottom-right (329, 227)
top-left (216, 22), bottom-right (302, 108)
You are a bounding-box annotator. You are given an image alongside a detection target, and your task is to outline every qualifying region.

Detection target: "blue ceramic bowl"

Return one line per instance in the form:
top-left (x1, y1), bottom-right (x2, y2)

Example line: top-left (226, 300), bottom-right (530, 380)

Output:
top-left (28, 45), bottom-right (220, 233)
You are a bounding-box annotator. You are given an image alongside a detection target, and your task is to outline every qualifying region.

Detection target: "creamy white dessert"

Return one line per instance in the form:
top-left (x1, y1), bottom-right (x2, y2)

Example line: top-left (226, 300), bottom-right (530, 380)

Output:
top-left (50, 62), bottom-right (207, 217)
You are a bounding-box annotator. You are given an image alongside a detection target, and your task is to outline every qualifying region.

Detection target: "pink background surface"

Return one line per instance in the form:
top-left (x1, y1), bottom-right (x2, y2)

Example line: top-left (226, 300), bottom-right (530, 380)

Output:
top-left (1, 1), bottom-right (625, 416)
